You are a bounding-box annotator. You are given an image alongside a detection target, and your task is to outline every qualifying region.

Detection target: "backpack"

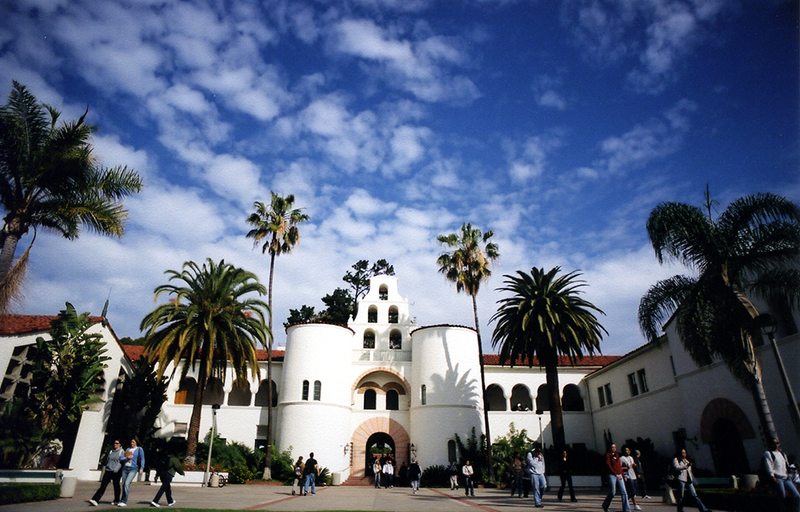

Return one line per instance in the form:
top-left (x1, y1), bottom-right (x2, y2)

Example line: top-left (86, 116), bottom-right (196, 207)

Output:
top-left (294, 464), bottom-right (302, 477)
top-left (665, 462), bottom-right (679, 482)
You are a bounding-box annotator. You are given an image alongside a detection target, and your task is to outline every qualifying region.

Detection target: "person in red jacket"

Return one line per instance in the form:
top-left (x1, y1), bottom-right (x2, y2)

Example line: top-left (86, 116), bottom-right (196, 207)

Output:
top-left (601, 444), bottom-right (630, 512)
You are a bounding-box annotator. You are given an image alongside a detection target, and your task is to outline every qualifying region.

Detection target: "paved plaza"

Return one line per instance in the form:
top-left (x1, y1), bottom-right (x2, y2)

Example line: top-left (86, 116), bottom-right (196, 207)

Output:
top-left (0, 481), bottom-right (716, 512)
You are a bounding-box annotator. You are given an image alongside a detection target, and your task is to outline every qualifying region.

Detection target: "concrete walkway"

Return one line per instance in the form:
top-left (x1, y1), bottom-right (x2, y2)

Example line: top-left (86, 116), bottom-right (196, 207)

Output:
top-left (0, 481), bottom-right (715, 512)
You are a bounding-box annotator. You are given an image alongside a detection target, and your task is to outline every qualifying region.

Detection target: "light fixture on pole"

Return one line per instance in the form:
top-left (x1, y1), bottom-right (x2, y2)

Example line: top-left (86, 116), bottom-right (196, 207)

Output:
top-left (204, 404), bottom-right (221, 487)
top-left (535, 409), bottom-right (543, 446)
top-left (758, 314), bottom-right (800, 437)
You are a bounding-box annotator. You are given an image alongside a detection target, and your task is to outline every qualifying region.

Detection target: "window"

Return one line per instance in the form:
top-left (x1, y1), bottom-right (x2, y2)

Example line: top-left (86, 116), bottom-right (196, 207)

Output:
top-left (0, 344), bottom-right (35, 402)
top-left (628, 373), bottom-right (639, 397)
top-left (368, 306), bottom-right (378, 323)
top-left (363, 331), bottom-right (376, 349)
top-left (389, 330), bottom-right (402, 349)
top-left (388, 306), bottom-right (399, 323)
top-left (597, 386), bottom-right (606, 407)
top-left (604, 383), bottom-right (613, 405)
top-left (379, 285), bottom-right (388, 300)
top-left (448, 440), bottom-right (457, 462)
top-left (302, 380), bottom-right (309, 401)
top-left (386, 390), bottom-right (399, 410)
top-left (364, 389), bottom-right (376, 410)
top-left (255, 379), bottom-right (278, 407)
top-left (561, 384), bottom-right (584, 411)
top-left (421, 385), bottom-right (427, 405)
top-left (313, 380), bottom-right (321, 401)
top-left (637, 369), bottom-right (649, 393)
top-left (535, 384), bottom-right (551, 411)
top-left (598, 384), bottom-right (612, 407)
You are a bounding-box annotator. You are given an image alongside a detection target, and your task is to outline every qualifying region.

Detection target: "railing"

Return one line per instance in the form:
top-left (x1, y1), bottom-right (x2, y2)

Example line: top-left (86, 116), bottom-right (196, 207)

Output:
top-left (353, 350), bottom-right (411, 362)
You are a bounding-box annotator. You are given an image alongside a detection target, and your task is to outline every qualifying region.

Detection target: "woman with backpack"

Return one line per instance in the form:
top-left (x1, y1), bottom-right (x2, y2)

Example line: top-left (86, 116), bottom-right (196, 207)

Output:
top-left (292, 456), bottom-right (304, 496)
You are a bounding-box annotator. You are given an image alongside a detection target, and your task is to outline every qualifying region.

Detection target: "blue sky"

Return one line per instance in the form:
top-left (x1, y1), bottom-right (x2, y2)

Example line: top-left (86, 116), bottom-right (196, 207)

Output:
top-left (1, 0), bottom-right (798, 356)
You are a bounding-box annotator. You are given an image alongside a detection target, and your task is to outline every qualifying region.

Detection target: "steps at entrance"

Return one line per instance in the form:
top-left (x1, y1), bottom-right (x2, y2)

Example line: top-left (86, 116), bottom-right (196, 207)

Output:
top-left (342, 475), bottom-right (375, 486)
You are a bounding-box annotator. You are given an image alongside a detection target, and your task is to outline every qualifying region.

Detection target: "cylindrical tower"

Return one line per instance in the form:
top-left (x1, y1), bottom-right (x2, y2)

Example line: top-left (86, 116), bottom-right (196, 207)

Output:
top-left (410, 325), bottom-right (484, 469)
top-left (277, 323), bottom-right (354, 476)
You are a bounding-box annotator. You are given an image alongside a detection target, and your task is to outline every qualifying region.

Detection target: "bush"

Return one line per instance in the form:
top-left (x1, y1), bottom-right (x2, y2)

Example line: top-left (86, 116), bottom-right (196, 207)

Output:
top-left (421, 464), bottom-right (450, 488)
top-left (0, 483), bottom-right (61, 505)
top-left (227, 465), bottom-right (254, 484)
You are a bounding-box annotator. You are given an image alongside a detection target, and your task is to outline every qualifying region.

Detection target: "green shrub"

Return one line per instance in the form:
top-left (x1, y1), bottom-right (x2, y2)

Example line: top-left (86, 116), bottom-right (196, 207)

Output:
top-left (421, 464), bottom-right (450, 488)
top-left (0, 483), bottom-right (61, 505)
top-left (227, 465), bottom-right (254, 484)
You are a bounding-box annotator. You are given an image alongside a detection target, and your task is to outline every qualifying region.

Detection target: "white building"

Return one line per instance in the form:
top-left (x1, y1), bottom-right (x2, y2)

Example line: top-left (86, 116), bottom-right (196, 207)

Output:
top-left (2, 274), bottom-right (798, 481)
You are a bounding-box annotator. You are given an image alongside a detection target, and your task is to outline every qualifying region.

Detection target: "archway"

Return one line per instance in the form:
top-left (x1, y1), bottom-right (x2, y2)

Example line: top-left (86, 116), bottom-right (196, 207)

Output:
top-left (350, 417), bottom-right (411, 480)
top-left (710, 418), bottom-right (749, 475)
top-left (365, 432), bottom-right (395, 476)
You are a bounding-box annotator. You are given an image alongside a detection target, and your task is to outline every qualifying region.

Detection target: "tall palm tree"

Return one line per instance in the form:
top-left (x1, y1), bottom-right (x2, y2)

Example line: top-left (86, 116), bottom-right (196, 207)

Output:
top-left (490, 267), bottom-right (606, 452)
top-left (638, 192), bottom-right (800, 443)
top-left (437, 222), bottom-right (499, 480)
top-left (140, 259), bottom-right (269, 464)
top-left (0, 81), bottom-right (142, 311)
top-left (246, 192), bottom-right (309, 479)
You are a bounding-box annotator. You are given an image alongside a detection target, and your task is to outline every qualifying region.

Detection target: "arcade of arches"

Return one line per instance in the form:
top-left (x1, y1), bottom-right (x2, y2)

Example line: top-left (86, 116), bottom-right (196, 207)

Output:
top-left (485, 383), bottom-right (584, 412)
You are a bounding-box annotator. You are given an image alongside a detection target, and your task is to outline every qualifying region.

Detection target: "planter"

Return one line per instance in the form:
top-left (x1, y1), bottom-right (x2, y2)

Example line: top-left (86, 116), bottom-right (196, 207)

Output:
top-left (698, 488), bottom-right (781, 512)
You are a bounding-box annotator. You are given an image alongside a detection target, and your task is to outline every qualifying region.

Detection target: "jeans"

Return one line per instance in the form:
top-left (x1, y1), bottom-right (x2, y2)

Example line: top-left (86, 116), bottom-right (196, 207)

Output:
top-left (558, 474), bottom-right (576, 501)
top-left (464, 476), bottom-right (474, 495)
top-left (676, 480), bottom-right (707, 512)
top-left (511, 472), bottom-right (524, 497)
top-left (120, 467), bottom-right (138, 504)
top-left (773, 477), bottom-right (800, 512)
top-left (411, 479), bottom-right (420, 492)
top-left (602, 474), bottom-right (630, 512)
top-left (91, 469), bottom-right (122, 503)
top-left (152, 472), bottom-right (174, 505)
top-left (304, 473), bottom-right (316, 494)
top-left (374, 471), bottom-right (380, 488)
top-left (531, 473), bottom-right (546, 505)
top-left (383, 473), bottom-right (393, 488)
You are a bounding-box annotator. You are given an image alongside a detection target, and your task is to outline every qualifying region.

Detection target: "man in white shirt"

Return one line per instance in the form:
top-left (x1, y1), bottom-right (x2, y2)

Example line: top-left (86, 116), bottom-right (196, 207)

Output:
top-left (526, 447), bottom-right (546, 508)
top-left (382, 459), bottom-right (394, 488)
top-left (764, 438), bottom-right (800, 512)
top-left (462, 460), bottom-right (475, 496)
top-left (620, 447), bottom-right (641, 511)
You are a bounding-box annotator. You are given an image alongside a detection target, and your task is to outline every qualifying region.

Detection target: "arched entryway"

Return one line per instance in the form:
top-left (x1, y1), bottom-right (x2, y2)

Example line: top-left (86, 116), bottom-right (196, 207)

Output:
top-left (365, 432), bottom-right (395, 476)
top-left (700, 398), bottom-right (755, 476)
top-left (350, 417), bottom-right (410, 480)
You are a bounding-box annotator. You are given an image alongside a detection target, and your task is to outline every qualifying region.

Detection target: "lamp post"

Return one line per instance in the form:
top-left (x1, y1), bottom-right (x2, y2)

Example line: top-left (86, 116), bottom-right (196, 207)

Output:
top-left (759, 314), bottom-right (800, 437)
top-left (536, 409), bottom-right (543, 446)
top-left (204, 404), bottom-right (221, 487)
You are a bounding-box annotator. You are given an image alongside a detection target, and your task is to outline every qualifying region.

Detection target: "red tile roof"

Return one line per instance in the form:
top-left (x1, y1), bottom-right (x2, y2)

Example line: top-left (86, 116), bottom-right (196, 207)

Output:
top-left (0, 314), bottom-right (104, 335)
top-left (483, 354), bottom-right (621, 367)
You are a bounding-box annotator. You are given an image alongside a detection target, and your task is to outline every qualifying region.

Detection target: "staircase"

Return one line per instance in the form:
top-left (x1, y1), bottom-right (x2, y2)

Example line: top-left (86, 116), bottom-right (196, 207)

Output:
top-left (341, 474), bottom-right (375, 486)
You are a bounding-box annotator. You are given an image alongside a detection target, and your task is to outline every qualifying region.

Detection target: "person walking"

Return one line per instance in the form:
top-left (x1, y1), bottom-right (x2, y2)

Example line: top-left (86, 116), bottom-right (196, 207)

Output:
top-left (602, 444), bottom-right (630, 512)
top-left (292, 456), bottom-right (304, 496)
top-left (149, 453), bottom-right (183, 507)
top-left (462, 460), bottom-right (475, 496)
top-left (88, 440), bottom-right (126, 506)
top-left (634, 449), bottom-right (650, 499)
top-left (673, 448), bottom-right (710, 512)
top-left (373, 458), bottom-right (382, 488)
top-left (382, 459), bottom-right (395, 488)
top-left (621, 447), bottom-right (641, 510)
top-left (510, 452), bottom-right (524, 498)
top-left (119, 438), bottom-right (145, 507)
top-left (303, 452), bottom-right (319, 496)
top-left (763, 438), bottom-right (799, 512)
top-left (408, 460), bottom-right (421, 494)
top-left (447, 461), bottom-right (459, 490)
top-left (526, 447), bottom-right (546, 508)
top-left (557, 449), bottom-right (577, 503)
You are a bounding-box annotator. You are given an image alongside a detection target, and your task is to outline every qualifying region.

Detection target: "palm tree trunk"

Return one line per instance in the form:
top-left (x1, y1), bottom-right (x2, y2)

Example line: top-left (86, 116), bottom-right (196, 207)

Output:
top-left (0, 228), bottom-right (21, 285)
top-left (472, 295), bottom-right (495, 482)
top-left (544, 359), bottom-right (566, 451)
top-left (185, 364), bottom-right (208, 465)
top-left (262, 251), bottom-right (276, 480)
top-left (750, 362), bottom-right (778, 443)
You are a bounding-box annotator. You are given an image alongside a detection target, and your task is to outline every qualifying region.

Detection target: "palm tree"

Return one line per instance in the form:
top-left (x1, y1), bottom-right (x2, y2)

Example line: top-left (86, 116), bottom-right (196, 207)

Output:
top-left (638, 192), bottom-right (800, 443)
top-left (0, 81), bottom-right (142, 311)
top-left (140, 259), bottom-right (269, 464)
top-left (490, 267), bottom-right (606, 452)
top-left (246, 192), bottom-right (309, 479)
top-left (437, 222), bottom-right (499, 480)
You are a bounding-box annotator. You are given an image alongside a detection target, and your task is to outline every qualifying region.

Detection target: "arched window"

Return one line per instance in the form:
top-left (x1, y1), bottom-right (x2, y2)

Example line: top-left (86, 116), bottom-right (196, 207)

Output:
top-left (561, 384), bottom-right (584, 411)
top-left (255, 379), bottom-right (277, 407)
top-left (227, 379), bottom-right (251, 406)
top-left (363, 330), bottom-right (376, 349)
top-left (175, 377), bottom-right (196, 405)
top-left (302, 380), bottom-right (309, 401)
top-left (510, 384), bottom-right (533, 411)
top-left (379, 285), bottom-right (388, 300)
top-left (368, 306), bottom-right (378, 323)
top-left (421, 385), bottom-right (427, 405)
top-left (388, 306), bottom-right (399, 323)
top-left (389, 330), bottom-right (402, 349)
top-left (364, 389), bottom-right (377, 410)
top-left (448, 440), bottom-right (457, 462)
top-left (203, 377), bottom-right (224, 406)
top-left (535, 383), bottom-right (551, 412)
top-left (386, 389), bottom-right (399, 410)
top-left (314, 380), bottom-right (321, 401)
top-left (485, 384), bottom-right (506, 411)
